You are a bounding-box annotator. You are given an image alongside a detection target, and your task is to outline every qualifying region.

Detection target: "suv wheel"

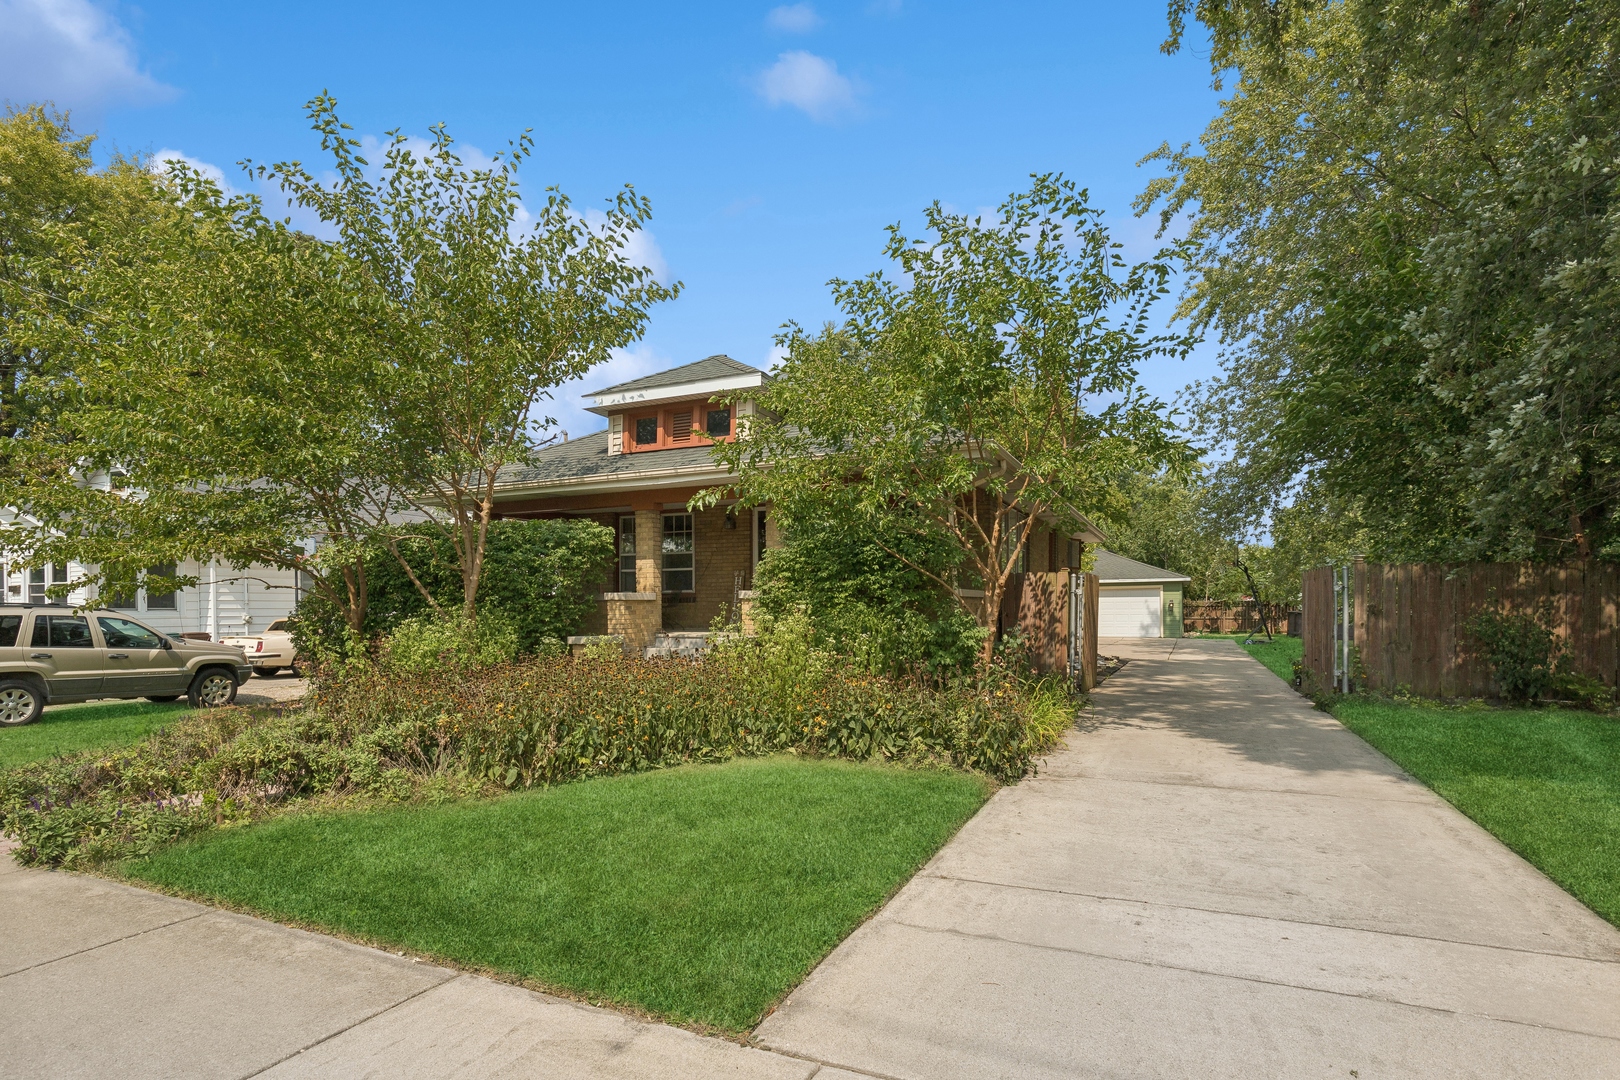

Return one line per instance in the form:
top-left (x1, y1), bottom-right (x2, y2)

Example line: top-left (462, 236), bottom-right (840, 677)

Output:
top-left (188, 669), bottom-right (238, 709)
top-left (0, 680), bottom-right (44, 726)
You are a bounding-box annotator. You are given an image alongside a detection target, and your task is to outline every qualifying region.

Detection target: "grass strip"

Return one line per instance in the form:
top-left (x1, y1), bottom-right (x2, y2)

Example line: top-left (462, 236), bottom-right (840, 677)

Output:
top-left (126, 755), bottom-right (989, 1031)
top-left (0, 700), bottom-right (189, 770)
top-left (1239, 636), bottom-right (1620, 927)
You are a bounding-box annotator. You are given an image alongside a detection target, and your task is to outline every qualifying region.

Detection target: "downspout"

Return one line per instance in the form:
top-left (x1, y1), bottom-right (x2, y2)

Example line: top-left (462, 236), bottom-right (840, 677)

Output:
top-left (208, 563), bottom-right (218, 641)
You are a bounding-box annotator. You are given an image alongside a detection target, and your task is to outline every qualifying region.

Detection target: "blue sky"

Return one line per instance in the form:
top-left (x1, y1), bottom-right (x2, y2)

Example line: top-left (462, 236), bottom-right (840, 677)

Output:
top-left (2, 0), bottom-right (1222, 440)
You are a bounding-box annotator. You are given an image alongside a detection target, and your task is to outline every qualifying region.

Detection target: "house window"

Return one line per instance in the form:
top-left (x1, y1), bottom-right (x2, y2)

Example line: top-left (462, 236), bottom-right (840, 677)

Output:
top-left (28, 567), bottom-right (46, 605)
top-left (146, 563), bottom-right (178, 610)
top-left (706, 407), bottom-right (731, 439)
top-left (107, 567), bottom-right (139, 610)
top-left (755, 508), bottom-right (767, 566)
top-left (662, 513), bottom-right (694, 593)
top-left (618, 516), bottom-right (638, 592)
top-left (634, 416), bottom-right (658, 446)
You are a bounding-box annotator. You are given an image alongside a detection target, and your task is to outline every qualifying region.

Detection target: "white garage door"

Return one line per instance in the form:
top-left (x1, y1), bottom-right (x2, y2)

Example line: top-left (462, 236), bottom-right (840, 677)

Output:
top-left (1098, 587), bottom-right (1163, 637)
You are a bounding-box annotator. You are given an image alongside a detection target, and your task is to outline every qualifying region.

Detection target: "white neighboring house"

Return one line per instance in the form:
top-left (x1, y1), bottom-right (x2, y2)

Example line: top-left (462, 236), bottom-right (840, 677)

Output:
top-left (2, 507), bottom-right (301, 640)
top-left (1093, 549), bottom-right (1191, 639)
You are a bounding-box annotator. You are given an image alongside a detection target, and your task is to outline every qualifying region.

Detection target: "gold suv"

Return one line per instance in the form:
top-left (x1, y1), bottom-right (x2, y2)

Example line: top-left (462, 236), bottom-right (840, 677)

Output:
top-left (0, 606), bottom-right (252, 726)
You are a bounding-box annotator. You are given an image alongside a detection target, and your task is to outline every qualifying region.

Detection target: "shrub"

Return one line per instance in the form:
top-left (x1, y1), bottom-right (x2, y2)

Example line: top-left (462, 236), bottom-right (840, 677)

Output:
top-left (753, 511), bottom-right (981, 677)
top-left (1, 617), bottom-right (1075, 868)
top-left (294, 518), bottom-right (615, 659)
top-left (1467, 606), bottom-right (1562, 704)
top-left (380, 611), bottom-right (528, 674)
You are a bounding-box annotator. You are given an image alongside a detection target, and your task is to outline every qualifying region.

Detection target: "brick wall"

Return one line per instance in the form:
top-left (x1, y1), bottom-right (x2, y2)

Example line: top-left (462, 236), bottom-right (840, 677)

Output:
top-left (606, 595), bottom-right (660, 652)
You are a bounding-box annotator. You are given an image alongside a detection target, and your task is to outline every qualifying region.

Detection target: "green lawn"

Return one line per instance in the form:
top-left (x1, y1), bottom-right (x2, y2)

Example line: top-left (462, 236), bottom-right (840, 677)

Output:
top-left (1229, 632), bottom-right (1301, 682)
top-left (126, 756), bottom-right (989, 1031)
top-left (1239, 636), bottom-right (1620, 927)
top-left (0, 700), bottom-right (190, 770)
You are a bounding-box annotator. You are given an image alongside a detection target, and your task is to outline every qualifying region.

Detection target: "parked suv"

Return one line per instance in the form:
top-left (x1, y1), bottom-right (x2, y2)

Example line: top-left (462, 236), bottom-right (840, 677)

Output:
top-left (0, 606), bottom-right (252, 727)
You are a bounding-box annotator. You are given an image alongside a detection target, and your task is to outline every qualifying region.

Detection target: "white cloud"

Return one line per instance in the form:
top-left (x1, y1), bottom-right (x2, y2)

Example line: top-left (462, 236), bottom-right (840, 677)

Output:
top-left (766, 3), bottom-right (821, 32)
top-left (757, 51), bottom-right (858, 122)
top-left (583, 207), bottom-right (670, 283)
top-left (150, 148), bottom-right (230, 190)
top-left (0, 0), bottom-right (174, 110)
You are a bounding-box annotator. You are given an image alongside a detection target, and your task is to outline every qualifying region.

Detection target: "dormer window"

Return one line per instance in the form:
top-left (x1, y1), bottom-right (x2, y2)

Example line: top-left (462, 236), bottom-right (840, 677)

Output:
top-left (706, 407), bottom-right (732, 439)
top-left (635, 416), bottom-right (659, 445)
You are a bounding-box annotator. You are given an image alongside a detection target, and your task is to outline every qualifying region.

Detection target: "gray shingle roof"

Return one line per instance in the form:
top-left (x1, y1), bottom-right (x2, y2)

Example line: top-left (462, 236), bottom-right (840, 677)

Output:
top-left (592, 355), bottom-right (764, 397)
top-left (1092, 549), bottom-right (1192, 584)
top-left (493, 431), bottom-right (726, 489)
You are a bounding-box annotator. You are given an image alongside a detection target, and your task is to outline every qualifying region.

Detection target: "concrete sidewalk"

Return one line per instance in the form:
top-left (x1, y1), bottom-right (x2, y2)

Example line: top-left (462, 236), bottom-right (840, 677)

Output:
top-left (0, 846), bottom-right (861, 1079)
top-left (755, 638), bottom-right (1620, 1079)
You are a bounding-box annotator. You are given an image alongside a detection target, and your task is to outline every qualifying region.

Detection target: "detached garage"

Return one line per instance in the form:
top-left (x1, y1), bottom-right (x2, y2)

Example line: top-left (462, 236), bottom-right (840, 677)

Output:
top-left (1093, 550), bottom-right (1191, 638)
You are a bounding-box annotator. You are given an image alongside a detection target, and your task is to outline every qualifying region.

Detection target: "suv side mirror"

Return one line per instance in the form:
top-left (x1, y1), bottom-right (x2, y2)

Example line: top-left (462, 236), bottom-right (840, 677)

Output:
top-left (161, 638), bottom-right (174, 650)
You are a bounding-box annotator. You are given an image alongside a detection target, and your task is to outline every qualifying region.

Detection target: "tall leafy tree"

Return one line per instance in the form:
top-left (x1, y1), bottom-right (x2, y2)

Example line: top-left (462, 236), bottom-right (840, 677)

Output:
top-left (1144, 0), bottom-right (1620, 560)
top-left (711, 176), bottom-right (1193, 668)
top-left (259, 95), bottom-right (679, 620)
top-left (6, 160), bottom-right (402, 635)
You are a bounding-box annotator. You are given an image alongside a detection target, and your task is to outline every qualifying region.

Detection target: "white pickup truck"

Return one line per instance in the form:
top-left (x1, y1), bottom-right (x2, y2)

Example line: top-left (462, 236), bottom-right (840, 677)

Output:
top-left (221, 619), bottom-right (300, 677)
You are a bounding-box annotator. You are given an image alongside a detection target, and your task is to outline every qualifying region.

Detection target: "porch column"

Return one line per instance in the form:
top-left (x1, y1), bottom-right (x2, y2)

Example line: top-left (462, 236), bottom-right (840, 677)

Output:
top-left (601, 507), bottom-right (662, 656)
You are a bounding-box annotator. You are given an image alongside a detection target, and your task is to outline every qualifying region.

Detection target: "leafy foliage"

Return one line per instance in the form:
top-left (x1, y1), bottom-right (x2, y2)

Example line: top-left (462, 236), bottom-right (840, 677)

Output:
top-left (295, 519), bottom-right (614, 659)
top-left (1468, 606), bottom-right (1563, 705)
top-left (1, 618), bottom-right (1074, 867)
top-left (710, 176), bottom-right (1193, 667)
top-left (258, 95), bottom-right (678, 619)
top-left (1146, 0), bottom-right (1620, 560)
top-left (380, 611), bottom-right (526, 674)
top-left (752, 508), bottom-right (983, 677)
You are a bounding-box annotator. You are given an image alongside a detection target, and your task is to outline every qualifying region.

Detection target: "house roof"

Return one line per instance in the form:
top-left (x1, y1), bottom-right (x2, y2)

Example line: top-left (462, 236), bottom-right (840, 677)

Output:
top-left (591, 354), bottom-right (763, 397)
top-left (492, 430), bottom-right (730, 497)
top-left (1093, 549), bottom-right (1192, 585)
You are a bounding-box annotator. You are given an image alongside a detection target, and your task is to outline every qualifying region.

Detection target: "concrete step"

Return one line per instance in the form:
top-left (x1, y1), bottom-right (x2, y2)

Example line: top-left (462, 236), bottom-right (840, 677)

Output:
top-left (643, 632), bottom-right (712, 660)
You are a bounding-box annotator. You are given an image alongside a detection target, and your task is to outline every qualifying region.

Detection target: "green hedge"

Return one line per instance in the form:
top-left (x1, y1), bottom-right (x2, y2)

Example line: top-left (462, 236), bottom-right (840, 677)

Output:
top-left (298, 518), bottom-right (614, 655)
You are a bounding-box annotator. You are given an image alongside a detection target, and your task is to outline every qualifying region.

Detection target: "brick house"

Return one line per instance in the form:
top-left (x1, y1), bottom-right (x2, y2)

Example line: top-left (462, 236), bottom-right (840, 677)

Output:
top-left (488, 355), bottom-right (1104, 655)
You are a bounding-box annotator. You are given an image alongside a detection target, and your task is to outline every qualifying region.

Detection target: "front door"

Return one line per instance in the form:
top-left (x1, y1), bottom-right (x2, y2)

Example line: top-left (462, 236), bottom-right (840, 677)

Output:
top-left (97, 616), bottom-right (190, 695)
top-left (27, 614), bottom-right (104, 699)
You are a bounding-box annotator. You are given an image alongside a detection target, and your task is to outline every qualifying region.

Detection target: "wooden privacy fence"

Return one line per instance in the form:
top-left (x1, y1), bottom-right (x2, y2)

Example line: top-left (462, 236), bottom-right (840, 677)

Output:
top-left (1302, 560), bottom-right (1620, 698)
top-left (999, 570), bottom-right (1099, 690)
top-left (1182, 600), bottom-right (1294, 635)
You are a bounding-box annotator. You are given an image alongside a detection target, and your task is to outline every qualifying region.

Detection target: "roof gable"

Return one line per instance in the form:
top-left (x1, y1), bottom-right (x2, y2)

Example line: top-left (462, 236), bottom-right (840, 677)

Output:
top-left (591, 355), bottom-right (763, 398)
top-left (1092, 549), bottom-right (1192, 584)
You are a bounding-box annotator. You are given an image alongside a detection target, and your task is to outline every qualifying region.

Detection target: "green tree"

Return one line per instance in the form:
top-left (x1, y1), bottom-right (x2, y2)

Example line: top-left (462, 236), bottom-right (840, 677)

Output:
top-left (1144, 0), bottom-right (1620, 560)
top-left (259, 94), bottom-right (679, 621)
top-left (3, 157), bottom-right (402, 635)
top-left (711, 176), bottom-right (1193, 668)
top-left (0, 106), bottom-right (157, 449)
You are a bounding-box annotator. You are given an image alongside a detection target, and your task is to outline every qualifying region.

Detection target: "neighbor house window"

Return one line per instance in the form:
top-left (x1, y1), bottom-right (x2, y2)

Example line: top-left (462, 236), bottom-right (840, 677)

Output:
top-left (107, 567), bottom-right (139, 610)
top-left (662, 513), bottom-right (694, 593)
top-left (706, 407), bottom-right (731, 439)
top-left (145, 563), bottom-right (178, 610)
top-left (28, 567), bottom-right (46, 605)
top-left (618, 516), bottom-right (638, 592)
top-left (634, 416), bottom-right (659, 446)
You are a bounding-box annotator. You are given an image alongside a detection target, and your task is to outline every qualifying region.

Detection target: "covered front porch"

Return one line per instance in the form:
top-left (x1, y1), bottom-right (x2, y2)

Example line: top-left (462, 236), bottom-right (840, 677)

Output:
top-left (495, 484), bottom-right (776, 654)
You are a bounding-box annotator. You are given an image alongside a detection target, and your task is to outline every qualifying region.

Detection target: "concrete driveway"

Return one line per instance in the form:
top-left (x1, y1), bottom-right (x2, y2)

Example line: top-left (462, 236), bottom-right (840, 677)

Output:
top-left (755, 638), bottom-right (1620, 1078)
